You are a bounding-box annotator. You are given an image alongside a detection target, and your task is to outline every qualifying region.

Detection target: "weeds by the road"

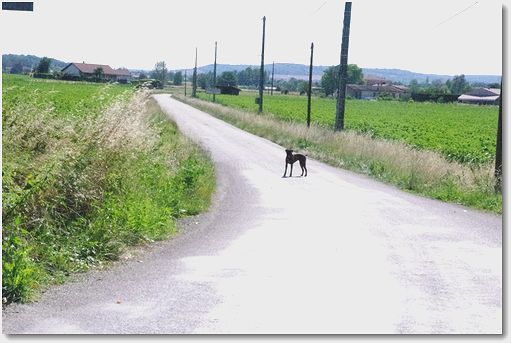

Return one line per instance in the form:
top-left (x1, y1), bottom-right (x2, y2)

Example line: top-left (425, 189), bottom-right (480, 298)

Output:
top-left (3, 77), bottom-right (215, 304)
top-left (174, 94), bottom-right (501, 214)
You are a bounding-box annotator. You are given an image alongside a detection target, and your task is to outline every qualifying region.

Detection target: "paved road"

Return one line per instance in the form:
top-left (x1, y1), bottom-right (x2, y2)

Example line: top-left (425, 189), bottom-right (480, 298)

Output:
top-left (3, 95), bottom-right (502, 334)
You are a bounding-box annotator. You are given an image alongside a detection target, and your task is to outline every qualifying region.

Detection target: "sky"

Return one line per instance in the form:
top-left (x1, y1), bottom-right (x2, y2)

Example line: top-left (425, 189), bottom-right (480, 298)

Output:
top-left (0, 0), bottom-right (503, 75)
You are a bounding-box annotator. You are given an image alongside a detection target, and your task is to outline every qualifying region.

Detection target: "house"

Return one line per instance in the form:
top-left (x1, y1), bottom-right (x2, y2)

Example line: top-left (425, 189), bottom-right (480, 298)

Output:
top-left (346, 84), bottom-right (408, 100)
top-left (112, 68), bottom-right (131, 83)
top-left (364, 76), bottom-right (389, 86)
top-left (217, 85), bottom-right (241, 95)
top-left (61, 62), bottom-right (131, 82)
top-left (458, 88), bottom-right (500, 105)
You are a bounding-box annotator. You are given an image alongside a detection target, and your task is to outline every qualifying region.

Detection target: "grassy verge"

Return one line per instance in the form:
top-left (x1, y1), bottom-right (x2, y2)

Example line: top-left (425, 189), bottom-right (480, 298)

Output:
top-left (173, 93), bottom-right (501, 214)
top-left (2, 76), bottom-right (215, 304)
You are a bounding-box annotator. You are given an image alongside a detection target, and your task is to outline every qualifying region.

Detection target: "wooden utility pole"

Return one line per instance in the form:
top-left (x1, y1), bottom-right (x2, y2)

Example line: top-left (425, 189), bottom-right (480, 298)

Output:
top-left (271, 61), bottom-right (275, 95)
top-left (192, 48), bottom-right (198, 97)
top-left (184, 69), bottom-right (187, 96)
top-left (307, 42), bottom-right (314, 128)
top-left (495, 80), bottom-right (503, 191)
top-left (213, 41), bottom-right (218, 102)
top-left (258, 16), bottom-right (266, 113)
top-left (335, 1), bottom-right (352, 131)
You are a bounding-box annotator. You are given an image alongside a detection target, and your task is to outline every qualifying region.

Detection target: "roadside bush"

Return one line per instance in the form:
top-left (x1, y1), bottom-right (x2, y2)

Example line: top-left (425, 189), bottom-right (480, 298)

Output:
top-left (2, 77), bottom-right (214, 303)
top-left (2, 220), bottom-right (39, 304)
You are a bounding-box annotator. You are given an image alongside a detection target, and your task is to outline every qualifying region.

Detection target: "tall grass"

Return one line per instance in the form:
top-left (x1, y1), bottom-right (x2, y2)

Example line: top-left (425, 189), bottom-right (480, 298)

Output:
top-left (175, 94), bottom-right (501, 213)
top-left (2, 77), bottom-right (214, 304)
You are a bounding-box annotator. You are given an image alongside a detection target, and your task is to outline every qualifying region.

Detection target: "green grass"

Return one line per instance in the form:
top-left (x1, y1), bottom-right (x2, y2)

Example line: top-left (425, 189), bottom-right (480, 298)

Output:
top-left (197, 91), bottom-right (499, 165)
top-left (2, 75), bottom-right (215, 303)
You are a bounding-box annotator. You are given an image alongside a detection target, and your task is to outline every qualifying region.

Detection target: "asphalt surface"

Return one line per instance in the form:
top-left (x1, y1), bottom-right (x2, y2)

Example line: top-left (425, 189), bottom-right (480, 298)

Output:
top-left (2, 94), bottom-right (502, 334)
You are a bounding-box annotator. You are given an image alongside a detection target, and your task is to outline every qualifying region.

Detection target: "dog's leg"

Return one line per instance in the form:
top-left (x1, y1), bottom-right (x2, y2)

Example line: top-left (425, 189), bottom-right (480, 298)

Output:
top-left (303, 160), bottom-right (307, 177)
top-left (283, 162), bottom-right (288, 178)
top-left (290, 163), bottom-right (293, 177)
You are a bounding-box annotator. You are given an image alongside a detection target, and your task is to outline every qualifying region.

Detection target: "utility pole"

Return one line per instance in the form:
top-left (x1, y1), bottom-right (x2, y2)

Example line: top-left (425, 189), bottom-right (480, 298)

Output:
top-left (258, 16), bottom-right (266, 113)
top-left (495, 80), bottom-right (503, 191)
top-left (271, 61), bottom-right (275, 95)
top-left (335, 1), bottom-right (352, 131)
top-left (184, 69), bottom-right (187, 96)
top-left (192, 48), bottom-right (198, 98)
top-left (213, 41), bottom-right (218, 102)
top-left (307, 42), bottom-right (314, 128)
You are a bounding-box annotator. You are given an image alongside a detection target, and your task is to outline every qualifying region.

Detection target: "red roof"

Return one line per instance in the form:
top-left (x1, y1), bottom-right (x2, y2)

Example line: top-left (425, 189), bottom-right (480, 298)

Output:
top-left (62, 63), bottom-right (130, 77)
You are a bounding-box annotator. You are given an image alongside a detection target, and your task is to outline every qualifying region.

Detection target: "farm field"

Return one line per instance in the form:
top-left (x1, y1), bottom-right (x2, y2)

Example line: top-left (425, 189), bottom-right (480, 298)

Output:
top-left (197, 91), bottom-right (499, 165)
top-left (3, 74), bottom-right (130, 119)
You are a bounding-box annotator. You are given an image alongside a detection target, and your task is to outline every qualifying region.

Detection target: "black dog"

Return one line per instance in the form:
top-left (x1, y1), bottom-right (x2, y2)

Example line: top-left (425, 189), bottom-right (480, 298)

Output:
top-left (283, 149), bottom-right (307, 177)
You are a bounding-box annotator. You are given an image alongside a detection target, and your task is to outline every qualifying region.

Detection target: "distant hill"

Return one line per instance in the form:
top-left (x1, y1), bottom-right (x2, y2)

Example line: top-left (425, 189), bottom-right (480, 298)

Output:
top-left (2, 54), bottom-right (68, 73)
top-left (194, 63), bottom-right (328, 81)
top-left (190, 63), bottom-right (501, 85)
top-left (362, 68), bottom-right (501, 85)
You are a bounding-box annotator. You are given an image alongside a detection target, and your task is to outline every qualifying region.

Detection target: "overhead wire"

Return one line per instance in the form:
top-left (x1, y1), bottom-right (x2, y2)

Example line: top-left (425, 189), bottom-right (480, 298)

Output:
top-left (434, 1), bottom-right (479, 28)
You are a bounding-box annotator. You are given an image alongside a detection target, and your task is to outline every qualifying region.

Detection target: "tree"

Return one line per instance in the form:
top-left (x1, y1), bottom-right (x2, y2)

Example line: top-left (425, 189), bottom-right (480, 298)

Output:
top-left (167, 70), bottom-right (175, 82)
top-left (321, 64), bottom-right (364, 96)
top-left (93, 67), bottom-right (104, 81)
top-left (197, 72), bottom-right (214, 89)
top-left (36, 57), bottom-right (52, 73)
top-left (10, 62), bottom-right (23, 74)
top-left (173, 71), bottom-right (183, 85)
top-left (151, 61), bottom-right (167, 88)
top-left (448, 74), bottom-right (471, 95)
top-left (297, 80), bottom-right (309, 95)
top-left (409, 79), bottom-right (420, 93)
top-left (487, 82), bottom-right (501, 89)
top-left (217, 71), bottom-right (238, 87)
top-left (138, 72), bottom-right (147, 80)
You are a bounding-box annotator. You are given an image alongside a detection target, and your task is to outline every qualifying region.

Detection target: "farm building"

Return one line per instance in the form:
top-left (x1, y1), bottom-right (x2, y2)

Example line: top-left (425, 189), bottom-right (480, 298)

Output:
top-left (363, 76), bottom-right (390, 86)
top-left (61, 62), bottom-right (131, 82)
top-left (346, 84), bottom-right (408, 100)
top-left (218, 85), bottom-right (241, 95)
top-left (458, 88), bottom-right (500, 105)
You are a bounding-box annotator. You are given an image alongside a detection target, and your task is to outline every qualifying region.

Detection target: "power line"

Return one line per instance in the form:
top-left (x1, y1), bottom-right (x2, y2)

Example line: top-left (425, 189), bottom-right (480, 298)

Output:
top-left (310, 0), bottom-right (329, 16)
top-left (434, 1), bottom-right (478, 28)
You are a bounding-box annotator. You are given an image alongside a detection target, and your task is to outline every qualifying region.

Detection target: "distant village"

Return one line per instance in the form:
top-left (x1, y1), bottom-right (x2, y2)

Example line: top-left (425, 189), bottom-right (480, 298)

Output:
top-left (3, 56), bottom-right (501, 105)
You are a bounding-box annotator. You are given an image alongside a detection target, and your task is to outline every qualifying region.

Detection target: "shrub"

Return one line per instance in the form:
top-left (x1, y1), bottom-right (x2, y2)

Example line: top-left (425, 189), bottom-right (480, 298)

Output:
top-left (2, 76), bottom-right (215, 303)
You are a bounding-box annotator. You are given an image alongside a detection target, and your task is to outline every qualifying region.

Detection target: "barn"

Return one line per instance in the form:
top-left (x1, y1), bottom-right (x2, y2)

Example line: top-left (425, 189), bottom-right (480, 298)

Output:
top-left (346, 84), bottom-right (408, 100)
top-left (218, 85), bottom-right (241, 95)
top-left (458, 88), bottom-right (500, 105)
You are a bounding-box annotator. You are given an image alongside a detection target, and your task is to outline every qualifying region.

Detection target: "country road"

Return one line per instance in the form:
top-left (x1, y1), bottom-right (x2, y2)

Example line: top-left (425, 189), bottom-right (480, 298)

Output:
top-left (2, 94), bottom-right (502, 334)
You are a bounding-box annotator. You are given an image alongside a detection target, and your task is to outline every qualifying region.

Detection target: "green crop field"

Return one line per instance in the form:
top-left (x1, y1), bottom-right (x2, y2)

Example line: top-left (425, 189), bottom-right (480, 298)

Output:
top-left (198, 91), bottom-right (499, 165)
top-left (2, 74), bottom-right (130, 119)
